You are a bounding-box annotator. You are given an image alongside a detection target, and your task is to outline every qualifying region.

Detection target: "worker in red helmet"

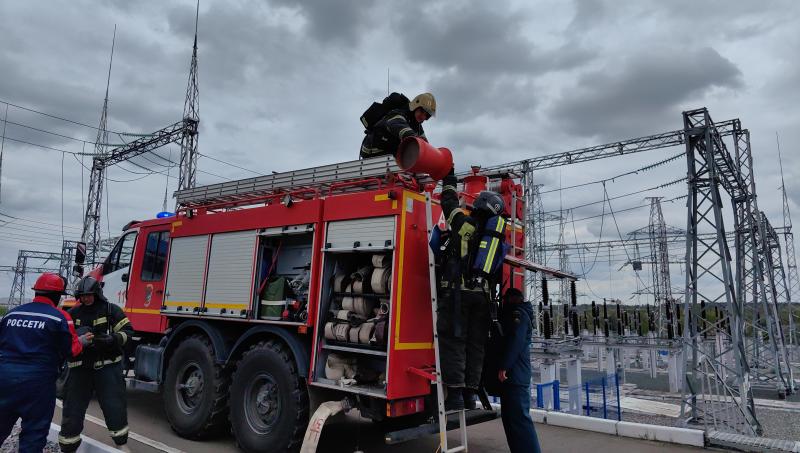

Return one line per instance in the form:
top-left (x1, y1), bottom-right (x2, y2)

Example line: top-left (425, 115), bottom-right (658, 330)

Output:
top-left (0, 273), bottom-right (90, 453)
top-left (59, 276), bottom-right (133, 453)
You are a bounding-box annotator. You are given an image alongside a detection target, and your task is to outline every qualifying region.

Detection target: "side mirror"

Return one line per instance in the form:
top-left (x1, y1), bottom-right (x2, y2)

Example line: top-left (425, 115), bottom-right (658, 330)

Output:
top-left (75, 242), bottom-right (87, 265)
top-left (121, 273), bottom-right (129, 283)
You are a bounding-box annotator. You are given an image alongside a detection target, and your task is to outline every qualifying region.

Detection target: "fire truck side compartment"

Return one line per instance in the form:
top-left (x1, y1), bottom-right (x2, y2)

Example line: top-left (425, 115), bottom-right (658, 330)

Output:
top-left (203, 229), bottom-right (258, 317)
top-left (163, 235), bottom-right (209, 314)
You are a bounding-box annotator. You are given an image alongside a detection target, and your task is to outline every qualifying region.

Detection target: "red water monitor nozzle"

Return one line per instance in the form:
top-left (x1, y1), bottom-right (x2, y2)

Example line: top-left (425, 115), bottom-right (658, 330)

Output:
top-left (396, 136), bottom-right (453, 181)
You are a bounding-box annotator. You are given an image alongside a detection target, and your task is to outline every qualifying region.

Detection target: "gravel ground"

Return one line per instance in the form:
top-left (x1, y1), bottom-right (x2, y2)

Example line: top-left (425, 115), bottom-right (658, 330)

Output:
top-left (752, 407), bottom-right (800, 442)
top-left (619, 392), bottom-right (800, 443)
top-left (0, 422), bottom-right (61, 453)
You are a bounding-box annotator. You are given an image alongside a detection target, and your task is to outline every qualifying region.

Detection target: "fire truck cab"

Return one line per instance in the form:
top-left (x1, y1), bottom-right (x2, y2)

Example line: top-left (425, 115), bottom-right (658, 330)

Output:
top-left (80, 155), bottom-right (530, 452)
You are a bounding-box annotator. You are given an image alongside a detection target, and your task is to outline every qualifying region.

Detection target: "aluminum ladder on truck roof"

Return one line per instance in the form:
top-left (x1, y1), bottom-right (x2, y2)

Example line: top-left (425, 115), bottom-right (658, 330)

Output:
top-left (174, 155), bottom-right (427, 208)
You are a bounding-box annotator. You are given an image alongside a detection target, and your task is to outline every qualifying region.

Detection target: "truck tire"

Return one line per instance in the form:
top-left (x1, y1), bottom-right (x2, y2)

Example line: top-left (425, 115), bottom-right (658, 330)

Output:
top-left (163, 334), bottom-right (230, 438)
top-left (229, 340), bottom-right (309, 453)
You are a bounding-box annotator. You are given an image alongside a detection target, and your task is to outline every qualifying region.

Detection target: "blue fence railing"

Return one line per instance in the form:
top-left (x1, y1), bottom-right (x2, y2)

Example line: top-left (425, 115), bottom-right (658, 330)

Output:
top-left (535, 380), bottom-right (560, 411)
top-left (583, 373), bottom-right (621, 421)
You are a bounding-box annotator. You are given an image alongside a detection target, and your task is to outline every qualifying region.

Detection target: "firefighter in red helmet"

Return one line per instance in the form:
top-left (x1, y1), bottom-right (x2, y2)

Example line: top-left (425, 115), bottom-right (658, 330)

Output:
top-left (0, 273), bottom-right (89, 453)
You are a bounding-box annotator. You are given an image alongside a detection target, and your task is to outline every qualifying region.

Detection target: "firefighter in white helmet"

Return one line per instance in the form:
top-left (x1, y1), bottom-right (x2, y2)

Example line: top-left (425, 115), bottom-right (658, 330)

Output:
top-left (359, 92), bottom-right (436, 159)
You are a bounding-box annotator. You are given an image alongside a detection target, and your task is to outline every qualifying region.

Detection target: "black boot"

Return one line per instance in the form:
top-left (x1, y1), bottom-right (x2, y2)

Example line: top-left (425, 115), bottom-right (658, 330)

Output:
top-left (444, 387), bottom-right (465, 411)
top-left (462, 388), bottom-right (477, 410)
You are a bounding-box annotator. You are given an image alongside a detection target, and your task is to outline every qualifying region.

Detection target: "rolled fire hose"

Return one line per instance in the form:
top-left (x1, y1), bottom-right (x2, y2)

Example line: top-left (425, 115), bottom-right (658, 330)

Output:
top-left (348, 323), bottom-right (361, 343)
top-left (300, 400), bottom-right (350, 453)
top-left (334, 324), bottom-right (350, 342)
top-left (378, 299), bottom-right (390, 315)
top-left (351, 279), bottom-right (366, 294)
top-left (324, 322), bottom-right (336, 340)
top-left (352, 296), bottom-right (375, 318)
top-left (358, 322), bottom-right (375, 344)
top-left (342, 295), bottom-right (355, 311)
top-left (335, 309), bottom-right (365, 325)
top-left (370, 267), bottom-right (391, 295)
top-left (371, 254), bottom-right (390, 268)
top-left (325, 353), bottom-right (356, 380)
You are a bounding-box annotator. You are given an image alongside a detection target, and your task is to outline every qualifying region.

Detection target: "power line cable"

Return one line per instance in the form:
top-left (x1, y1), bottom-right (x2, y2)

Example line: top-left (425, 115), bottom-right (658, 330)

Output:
top-left (0, 99), bottom-right (127, 135)
top-left (0, 211), bottom-right (82, 232)
top-left (197, 152), bottom-right (262, 175)
top-left (603, 182), bottom-right (650, 291)
top-left (542, 177), bottom-right (685, 216)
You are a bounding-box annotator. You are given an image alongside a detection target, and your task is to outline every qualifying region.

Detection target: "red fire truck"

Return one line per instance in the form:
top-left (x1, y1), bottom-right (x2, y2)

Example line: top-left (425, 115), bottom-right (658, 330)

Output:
top-left (73, 152), bottom-right (539, 452)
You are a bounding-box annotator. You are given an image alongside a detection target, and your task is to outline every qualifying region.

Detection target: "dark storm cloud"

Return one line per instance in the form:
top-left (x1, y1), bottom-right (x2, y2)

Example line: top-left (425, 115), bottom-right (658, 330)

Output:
top-left (393, 0), bottom-right (593, 121)
top-left (550, 47), bottom-right (743, 140)
top-left (271, 0), bottom-right (377, 45)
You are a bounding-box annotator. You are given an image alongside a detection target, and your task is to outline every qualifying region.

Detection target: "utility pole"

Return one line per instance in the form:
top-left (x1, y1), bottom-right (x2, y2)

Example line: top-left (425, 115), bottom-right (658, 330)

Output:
top-left (177, 0), bottom-right (200, 199)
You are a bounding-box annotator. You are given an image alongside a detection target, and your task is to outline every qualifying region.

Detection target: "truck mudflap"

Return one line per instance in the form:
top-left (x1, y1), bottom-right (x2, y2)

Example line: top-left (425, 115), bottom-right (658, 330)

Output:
top-left (384, 409), bottom-right (497, 445)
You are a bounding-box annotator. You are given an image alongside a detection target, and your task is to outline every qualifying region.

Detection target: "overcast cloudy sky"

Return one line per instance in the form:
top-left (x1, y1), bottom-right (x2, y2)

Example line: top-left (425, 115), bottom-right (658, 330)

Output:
top-left (1, 0), bottom-right (798, 303)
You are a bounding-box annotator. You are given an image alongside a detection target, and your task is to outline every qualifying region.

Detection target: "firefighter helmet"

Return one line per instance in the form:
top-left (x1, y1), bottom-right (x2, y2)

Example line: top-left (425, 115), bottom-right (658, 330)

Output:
top-left (75, 276), bottom-right (103, 297)
top-left (31, 272), bottom-right (67, 294)
top-left (473, 191), bottom-right (504, 216)
top-left (409, 93), bottom-right (436, 117)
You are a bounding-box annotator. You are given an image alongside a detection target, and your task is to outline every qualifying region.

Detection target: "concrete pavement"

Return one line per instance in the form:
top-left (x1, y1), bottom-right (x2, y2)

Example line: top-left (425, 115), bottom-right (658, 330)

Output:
top-left (51, 388), bottom-right (713, 452)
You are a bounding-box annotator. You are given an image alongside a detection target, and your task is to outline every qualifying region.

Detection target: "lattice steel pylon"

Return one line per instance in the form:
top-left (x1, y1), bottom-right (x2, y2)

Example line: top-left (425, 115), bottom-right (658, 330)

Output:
top-left (523, 165), bottom-right (545, 333)
top-left (648, 197), bottom-right (672, 336)
top-left (760, 211), bottom-right (795, 393)
top-left (733, 127), bottom-right (793, 397)
top-left (680, 108), bottom-right (761, 435)
top-left (8, 253), bottom-right (27, 306)
top-left (80, 27), bottom-right (115, 267)
top-left (7, 250), bottom-right (64, 306)
top-left (777, 137), bottom-right (798, 349)
top-left (177, 0), bottom-right (200, 198)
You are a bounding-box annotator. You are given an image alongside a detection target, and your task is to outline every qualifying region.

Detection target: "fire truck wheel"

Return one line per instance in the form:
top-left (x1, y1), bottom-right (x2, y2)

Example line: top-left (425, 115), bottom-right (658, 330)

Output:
top-left (163, 334), bottom-right (230, 438)
top-left (229, 340), bottom-right (309, 453)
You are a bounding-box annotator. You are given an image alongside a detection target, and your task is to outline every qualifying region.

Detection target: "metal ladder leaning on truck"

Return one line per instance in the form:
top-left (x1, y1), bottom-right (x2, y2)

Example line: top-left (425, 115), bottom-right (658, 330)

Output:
top-left (65, 140), bottom-right (576, 452)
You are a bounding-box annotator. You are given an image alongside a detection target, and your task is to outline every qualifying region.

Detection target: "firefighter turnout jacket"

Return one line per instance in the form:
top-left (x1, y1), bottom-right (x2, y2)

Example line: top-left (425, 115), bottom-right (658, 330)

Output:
top-left (360, 108), bottom-right (426, 159)
top-left (0, 295), bottom-right (83, 376)
top-left (440, 171), bottom-right (480, 287)
top-left (67, 298), bottom-right (132, 370)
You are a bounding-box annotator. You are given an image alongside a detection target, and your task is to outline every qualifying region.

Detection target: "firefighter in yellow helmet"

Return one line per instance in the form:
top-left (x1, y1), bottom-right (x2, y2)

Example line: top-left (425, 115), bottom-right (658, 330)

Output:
top-left (359, 92), bottom-right (436, 159)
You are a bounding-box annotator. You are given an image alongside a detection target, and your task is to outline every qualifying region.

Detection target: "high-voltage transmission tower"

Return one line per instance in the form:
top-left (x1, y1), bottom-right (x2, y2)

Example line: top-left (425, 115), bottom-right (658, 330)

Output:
top-left (177, 0), bottom-right (200, 196)
top-left (79, 6), bottom-right (200, 268)
top-left (6, 250), bottom-right (63, 305)
top-left (475, 116), bottom-right (739, 314)
top-left (733, 127), bottom-right (793, 398)
top-left (680, 109), bottom-right (760, 435)
top-left (80, 27), bottom-right (115, 267)
top-left (777, 136), bottom-right (799, 348)
top-left (647, 197), bottom-right (673, 336)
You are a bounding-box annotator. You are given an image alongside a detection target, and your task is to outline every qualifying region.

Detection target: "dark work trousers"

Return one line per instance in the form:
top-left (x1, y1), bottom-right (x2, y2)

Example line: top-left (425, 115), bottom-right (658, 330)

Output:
top-left (59, 362), bottom-right (128, 451)
top-left (437, 288), bottom-right (490, 389)
top-left (500, 383), bottom-right (541, 453)
top-left (0, 368), bottom-right (56, 453)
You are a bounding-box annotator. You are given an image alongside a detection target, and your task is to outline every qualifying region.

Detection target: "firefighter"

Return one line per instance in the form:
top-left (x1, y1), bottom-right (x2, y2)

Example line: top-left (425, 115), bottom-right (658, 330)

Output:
top-left (0, 273), bottom-right (88, 453)
top-left (59, 276), bottom-right (133, 452)
top-left (359, 92), bottom-right (436, 159)
top-left (498, 288), bottom-right (541, 453)
top-left (437, 168), bottom-right (505, 410)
